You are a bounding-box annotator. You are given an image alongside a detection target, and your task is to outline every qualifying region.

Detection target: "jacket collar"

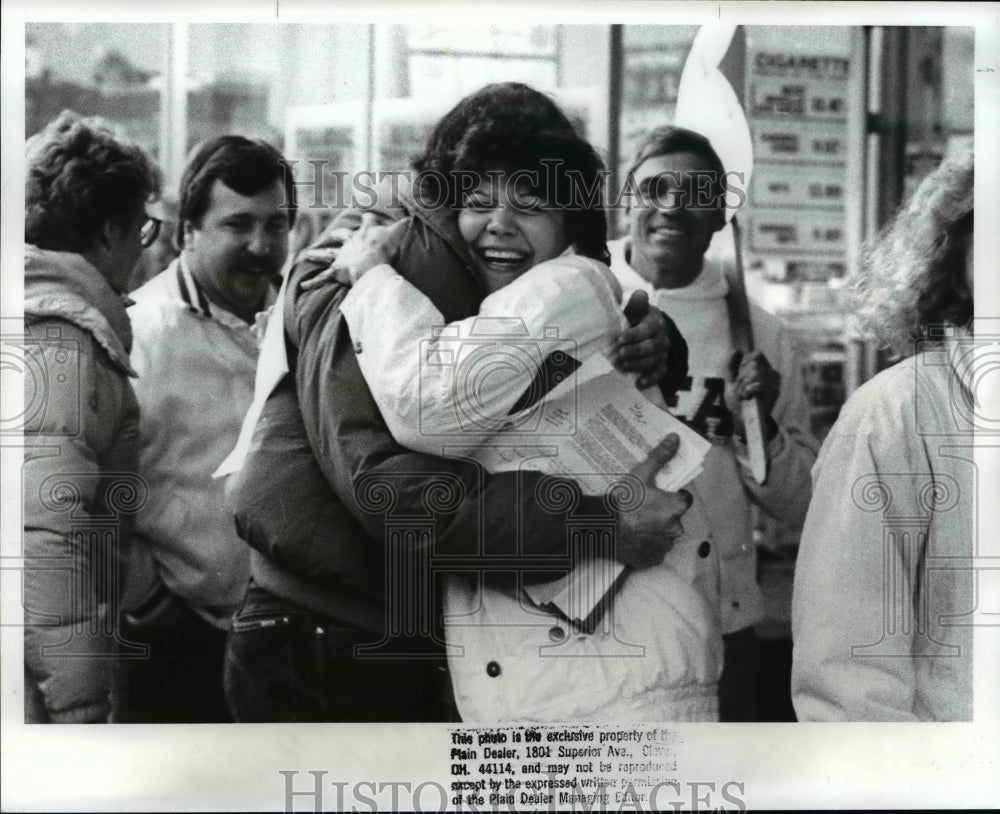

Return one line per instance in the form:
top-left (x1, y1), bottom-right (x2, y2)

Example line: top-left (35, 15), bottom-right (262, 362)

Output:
top-left (399, 177), bottom-right (479, 276)
top-left (175, 253), bottom-right (214, 318)
top-left (23, 244), bottom-right (137, 377)
top-left (391, 176), bottom-right (483, 322)
top-left (171, 254), bottom-right (277, 331)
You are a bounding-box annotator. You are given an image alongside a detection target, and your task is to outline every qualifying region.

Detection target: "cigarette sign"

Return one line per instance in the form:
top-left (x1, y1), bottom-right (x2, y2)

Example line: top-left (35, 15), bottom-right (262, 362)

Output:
top-left (743, 29), bottom-right (853, 278)
top-left (750, 76), bottom-right (848, 121)
top-left (751, 164), bottom-right (845, 209)
top-left (748, 211), bottom-right (846, 255)
top-left (752, 120), bottom-right (847, 165)
top-left (752, 51), bottom-right (849, 80)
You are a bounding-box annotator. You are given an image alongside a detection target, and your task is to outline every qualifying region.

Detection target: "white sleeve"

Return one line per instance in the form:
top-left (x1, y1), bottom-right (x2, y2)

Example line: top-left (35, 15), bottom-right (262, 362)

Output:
top-left (340, 256), bottom-right (626, 455)
top-left (791, 396), bottom-right (921, 721)
top-left (476, 255), bottom-right (624, 365)
top-left (341, 256), bottom-right (625, 454)
top-left (339, 264), bottom-right (555, 453)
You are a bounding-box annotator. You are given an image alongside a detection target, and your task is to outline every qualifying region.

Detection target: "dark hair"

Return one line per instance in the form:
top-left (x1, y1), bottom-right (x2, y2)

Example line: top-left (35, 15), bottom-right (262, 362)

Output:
top-left (25, 110), bottom-right (161, 253)
top-left (177, 135), bottom-right (296, 247)
top-left (626, 124), bottom-right (727, 227)
top-left (411, 83), bottom-right (610, 266)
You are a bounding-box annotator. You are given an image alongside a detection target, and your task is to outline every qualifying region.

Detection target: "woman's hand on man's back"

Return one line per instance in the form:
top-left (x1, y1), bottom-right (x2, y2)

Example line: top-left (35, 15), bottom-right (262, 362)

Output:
top-left (299, 215), bottom-right (407, 291)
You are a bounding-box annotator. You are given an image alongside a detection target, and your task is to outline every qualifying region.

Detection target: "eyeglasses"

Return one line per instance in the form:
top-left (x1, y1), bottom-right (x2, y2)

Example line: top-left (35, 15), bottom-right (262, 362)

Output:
top-left (140, 216), bottom-right (162, 248)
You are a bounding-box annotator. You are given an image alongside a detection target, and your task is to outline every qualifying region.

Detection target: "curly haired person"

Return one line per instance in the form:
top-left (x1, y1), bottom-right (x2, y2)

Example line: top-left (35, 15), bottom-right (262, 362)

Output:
top-left (24, 111), bottom-right (161, 723)
top-left (792, 147), bottom-right (975, 721)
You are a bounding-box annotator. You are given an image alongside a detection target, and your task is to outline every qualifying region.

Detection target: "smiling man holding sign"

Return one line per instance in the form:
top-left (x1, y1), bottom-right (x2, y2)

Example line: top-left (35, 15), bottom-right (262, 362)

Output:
top-left (607, 26), bottom-right (820, 720)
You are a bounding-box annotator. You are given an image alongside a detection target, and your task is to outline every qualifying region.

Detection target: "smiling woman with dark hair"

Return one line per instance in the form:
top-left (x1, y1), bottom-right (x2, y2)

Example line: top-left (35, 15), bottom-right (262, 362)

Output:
top-left (410, 82), bottom-right (611, 266)
top-left (222, 83), bottom-right (695, 723)
top-left (330, 89), bottom-right (727, 721)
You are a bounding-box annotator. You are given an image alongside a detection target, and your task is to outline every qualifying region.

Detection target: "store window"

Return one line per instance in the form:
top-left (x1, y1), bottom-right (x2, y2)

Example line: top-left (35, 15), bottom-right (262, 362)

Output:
top-left (278, 24), bottom-right (609, 243)
top-left (26, 23), bottom-right (167, 162)
top-left (28, 22), bottom-right (615, 272)
top-left (25, 22), bottom-right (973, 329)
top-left (619, 25), bottom-right (699, 170)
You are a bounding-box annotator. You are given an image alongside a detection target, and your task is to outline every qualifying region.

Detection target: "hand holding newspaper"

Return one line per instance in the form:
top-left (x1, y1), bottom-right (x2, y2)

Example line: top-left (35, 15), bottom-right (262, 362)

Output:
top-left (467, 354), bottom-right (711, 631)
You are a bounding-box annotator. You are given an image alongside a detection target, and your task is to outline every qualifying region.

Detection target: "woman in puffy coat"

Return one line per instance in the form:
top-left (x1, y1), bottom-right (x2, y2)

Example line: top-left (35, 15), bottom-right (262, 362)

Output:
top-left (23, 111), bottom-right (161, 723)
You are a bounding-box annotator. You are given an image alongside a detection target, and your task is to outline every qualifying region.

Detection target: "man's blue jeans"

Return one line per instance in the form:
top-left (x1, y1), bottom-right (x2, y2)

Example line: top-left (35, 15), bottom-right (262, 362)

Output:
top-left (224, 582), bottom-right (452, 722)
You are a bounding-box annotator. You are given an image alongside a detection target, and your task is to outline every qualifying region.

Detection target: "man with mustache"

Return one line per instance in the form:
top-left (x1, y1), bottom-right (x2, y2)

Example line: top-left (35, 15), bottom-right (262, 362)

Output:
top-left (608, 125), bottom-right (818, 721)
top-left (117, 136), bottom-right (294, 721)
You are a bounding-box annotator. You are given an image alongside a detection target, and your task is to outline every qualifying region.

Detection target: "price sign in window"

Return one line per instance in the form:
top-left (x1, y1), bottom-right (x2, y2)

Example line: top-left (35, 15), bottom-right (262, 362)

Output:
top-left (744, 27), bottom-right (853, 282)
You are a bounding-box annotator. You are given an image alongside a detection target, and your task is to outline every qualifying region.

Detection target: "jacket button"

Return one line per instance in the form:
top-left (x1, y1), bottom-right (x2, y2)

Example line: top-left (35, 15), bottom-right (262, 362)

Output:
top-left (548, 626), bottom-right (566, 642)
top-left (353, 340), bottom-right (363, 354)
top-left (486, 661), bottom-right (501, 677)
top-left (698, 541), bottom-right (711, 558)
